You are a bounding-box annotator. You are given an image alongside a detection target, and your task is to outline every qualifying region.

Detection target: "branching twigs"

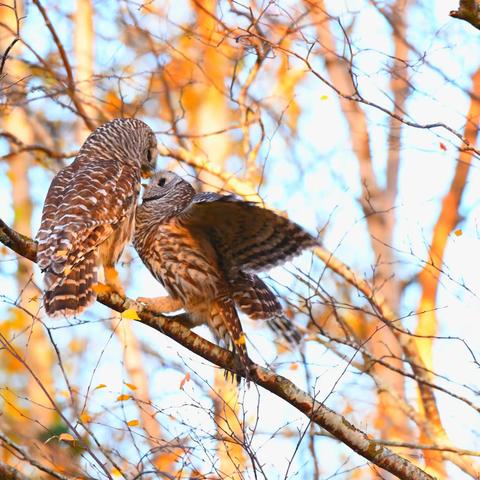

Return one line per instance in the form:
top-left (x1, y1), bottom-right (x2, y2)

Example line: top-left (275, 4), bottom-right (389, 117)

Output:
top-left (0, 432), bottom-right (69, 480)
top-left (0, 0), bottom-right (20, 78)
top-left (0, 132), bottom-right (76, 162)
top-left (158, 144), bottom-right (263, 202)
top-left (0, 222), bottom-right (434, 480)
top-left (31, 0), bottom-right (96, 131)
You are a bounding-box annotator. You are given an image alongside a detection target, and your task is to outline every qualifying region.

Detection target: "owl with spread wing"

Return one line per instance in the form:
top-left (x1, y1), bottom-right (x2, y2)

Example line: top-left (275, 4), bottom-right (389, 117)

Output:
top-left (36, 118), bottom-right (157, 317)
top-left (134, 171), bottom-right (317, 373)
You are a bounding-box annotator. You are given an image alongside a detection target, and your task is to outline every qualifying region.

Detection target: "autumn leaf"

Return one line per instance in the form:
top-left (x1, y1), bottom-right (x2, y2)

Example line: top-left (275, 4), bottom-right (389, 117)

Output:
top-left (235, 333), bottom-right (246, 346)
top-left (179, 372), bottom-right (191, 390)
top-left (454, 229), bottom-right (462, 236)
top-left (122, 308), bottom-right (140, 320)
top-left (289, 363), bottom-right (299, 371)
top-left (124, 382), bottom-right (137, 390)
top-left (59, 390), bottom-right (70, 399)
top-left (127, 419), bottom-right (139, 427)
top-left (117, 394), bottom-right (131, 401)
top-left (94, 383), bottom-right (107, 390)
top-left (69, 338), bottom-right (87, 354)
top-left (439, 142), bottom-right (447, 151)
top-left (59, 433), bottom-right (76, 443)
top-left (320, 94), bottom-right (328, 100)
top-left (80, 412), bottom-right (91, 423)
top-left (111, 467), bottom-right (122, 478)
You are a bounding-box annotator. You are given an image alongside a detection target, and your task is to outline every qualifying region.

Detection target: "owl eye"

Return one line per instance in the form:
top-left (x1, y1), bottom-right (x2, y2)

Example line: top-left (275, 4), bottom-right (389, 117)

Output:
top-left (158, 177), bottom-right (166, 187)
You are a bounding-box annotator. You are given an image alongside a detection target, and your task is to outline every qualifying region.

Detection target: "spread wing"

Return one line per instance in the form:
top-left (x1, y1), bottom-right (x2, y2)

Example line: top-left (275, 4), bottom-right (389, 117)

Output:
top-left (177, 193), bottom-right (318, 274)
top-left (36, 158), bottom-right (139, 278)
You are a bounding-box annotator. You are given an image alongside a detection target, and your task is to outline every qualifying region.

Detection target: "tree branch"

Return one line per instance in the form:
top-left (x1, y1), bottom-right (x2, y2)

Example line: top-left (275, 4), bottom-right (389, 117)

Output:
top-left (0, 221), bottom-right (434, 480)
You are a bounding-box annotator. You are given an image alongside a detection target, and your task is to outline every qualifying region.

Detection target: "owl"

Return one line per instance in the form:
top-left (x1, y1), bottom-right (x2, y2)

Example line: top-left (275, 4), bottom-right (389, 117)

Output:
top-left (134, 171), bottom-right (318, 373)
top-left (36, 118), bottom-right (157, 317)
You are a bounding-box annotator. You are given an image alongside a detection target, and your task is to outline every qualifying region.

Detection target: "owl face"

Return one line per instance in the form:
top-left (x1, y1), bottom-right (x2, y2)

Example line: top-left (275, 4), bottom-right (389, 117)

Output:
top-left (141, 132), bottom-right (158, 179)
top-left (141, 171), bottom-right (195, 217)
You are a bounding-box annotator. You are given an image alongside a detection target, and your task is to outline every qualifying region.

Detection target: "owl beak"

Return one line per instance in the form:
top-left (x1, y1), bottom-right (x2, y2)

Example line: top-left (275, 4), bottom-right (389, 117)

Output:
top-left (141, 165), bottom-right (155, 179)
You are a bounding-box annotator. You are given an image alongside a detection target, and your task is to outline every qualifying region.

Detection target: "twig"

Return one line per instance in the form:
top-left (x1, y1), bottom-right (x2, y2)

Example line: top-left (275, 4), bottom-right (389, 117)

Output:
top-left (0, 220), bottom-right (434, 480)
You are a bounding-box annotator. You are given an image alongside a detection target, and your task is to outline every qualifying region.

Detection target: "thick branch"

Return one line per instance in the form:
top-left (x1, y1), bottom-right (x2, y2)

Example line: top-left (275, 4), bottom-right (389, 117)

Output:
top-left (0, 222), bottom-right (433, 480)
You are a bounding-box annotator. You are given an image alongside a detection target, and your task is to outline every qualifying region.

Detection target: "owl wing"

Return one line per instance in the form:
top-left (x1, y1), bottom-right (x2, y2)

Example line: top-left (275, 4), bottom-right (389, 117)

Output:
top-left (177, 193), bottom-right (318, 274)
top-left (36, 158), bottom-right (139, 280)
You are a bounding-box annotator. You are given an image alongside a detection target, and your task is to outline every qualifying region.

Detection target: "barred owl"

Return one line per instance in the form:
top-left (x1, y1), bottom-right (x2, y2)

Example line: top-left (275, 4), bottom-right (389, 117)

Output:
top-left (36, 118), bottom-right (157, 317)
top-left (134, 171), bottom-right (317, 372)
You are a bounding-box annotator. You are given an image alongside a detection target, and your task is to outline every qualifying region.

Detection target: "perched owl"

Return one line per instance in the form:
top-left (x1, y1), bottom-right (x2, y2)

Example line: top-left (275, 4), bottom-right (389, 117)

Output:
top-left (134, 171), bottom-right (318, 373)
top-left (36, 118), bottom-right (157, 317)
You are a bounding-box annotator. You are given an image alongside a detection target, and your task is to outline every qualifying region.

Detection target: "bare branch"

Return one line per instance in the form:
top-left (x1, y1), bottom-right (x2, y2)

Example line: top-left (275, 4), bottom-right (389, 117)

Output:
top-left (0, 220), bottom-right (435, 480)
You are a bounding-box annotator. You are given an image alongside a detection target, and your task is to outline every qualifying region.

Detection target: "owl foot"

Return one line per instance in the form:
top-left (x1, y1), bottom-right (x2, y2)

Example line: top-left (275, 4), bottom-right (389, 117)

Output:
top-left (136, 295), bottom-right (182, 314)
top-left (104, 267), bottom-right (126, 297)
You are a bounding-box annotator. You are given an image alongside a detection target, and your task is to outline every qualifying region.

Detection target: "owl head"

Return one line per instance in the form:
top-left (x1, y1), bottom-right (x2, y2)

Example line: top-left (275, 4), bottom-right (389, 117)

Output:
top-left (83, 118), bottom-right (158, 178)
top-left (141, 171), bottom-right (196, 218)
top-left (139, 126), bottom-right (158, 179)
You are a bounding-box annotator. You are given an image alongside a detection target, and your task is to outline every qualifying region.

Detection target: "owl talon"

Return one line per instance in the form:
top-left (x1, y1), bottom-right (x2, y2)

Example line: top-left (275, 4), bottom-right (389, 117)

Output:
top-left (104, 267), bottom-right (126, 297)
top-left (136, 296), bottom-right (182, 314)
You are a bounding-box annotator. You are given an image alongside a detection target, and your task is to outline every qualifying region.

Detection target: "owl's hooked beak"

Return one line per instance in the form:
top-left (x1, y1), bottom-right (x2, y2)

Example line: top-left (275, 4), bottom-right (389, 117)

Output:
top-left (141, 165), bottom-right (155, 179)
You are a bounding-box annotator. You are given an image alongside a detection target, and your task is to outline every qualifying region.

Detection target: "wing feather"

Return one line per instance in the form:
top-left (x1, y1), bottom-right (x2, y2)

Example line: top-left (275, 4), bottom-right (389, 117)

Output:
top-left (177, 194), bottom-right (318, 274)
top-left (36, 159), bottom-right (139, 278)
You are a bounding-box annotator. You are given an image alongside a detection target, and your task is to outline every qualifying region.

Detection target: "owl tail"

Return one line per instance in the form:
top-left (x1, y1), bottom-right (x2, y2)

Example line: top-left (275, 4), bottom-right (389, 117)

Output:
top-left (210, 297), bottom-right (251, 380)
top-left (44, 251), bottom-right (97, 317)
top-left (231, 272), bottom-right (302, 345)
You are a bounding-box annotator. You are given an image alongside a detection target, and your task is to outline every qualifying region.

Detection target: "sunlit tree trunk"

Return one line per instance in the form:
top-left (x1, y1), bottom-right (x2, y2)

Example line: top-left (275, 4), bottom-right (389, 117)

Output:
top-left (415, 66), bottom-right (480, 478)
top-left (0, 0), bottom-right (56, 447)
top-left (74, 0), bottom-right (96, 140)
top-left (304, 3), bottom-right (410, 463)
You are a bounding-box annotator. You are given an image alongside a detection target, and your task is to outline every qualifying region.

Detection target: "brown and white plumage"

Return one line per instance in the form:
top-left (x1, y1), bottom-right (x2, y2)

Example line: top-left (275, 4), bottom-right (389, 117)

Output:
top-left (36, 118), bottom-right (157, 317)
top-left (134, 171), bottom-right (317, 372)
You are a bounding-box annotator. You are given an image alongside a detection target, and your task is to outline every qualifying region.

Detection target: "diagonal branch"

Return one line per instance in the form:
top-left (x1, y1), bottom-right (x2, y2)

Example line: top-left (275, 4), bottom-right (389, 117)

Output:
top-left (0, 220), bottom-right (433, 480)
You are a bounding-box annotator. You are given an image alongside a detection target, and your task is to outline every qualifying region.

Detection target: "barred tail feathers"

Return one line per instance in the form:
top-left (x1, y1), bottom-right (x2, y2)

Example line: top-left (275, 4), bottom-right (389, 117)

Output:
top-left (231, 272), bottom-right (302, 345)
top-left (44, 252), bottom-right (97, 317)
top-left (209, 297), bottom-right (250, 374)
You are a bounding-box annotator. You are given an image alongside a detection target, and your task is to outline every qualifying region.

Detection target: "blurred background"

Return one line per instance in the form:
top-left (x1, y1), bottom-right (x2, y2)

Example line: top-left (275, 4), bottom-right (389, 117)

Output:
top-left (0, 0), bottom-right (479, 478)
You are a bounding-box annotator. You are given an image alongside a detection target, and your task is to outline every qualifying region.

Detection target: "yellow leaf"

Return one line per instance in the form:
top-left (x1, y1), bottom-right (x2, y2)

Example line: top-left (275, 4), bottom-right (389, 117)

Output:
top-left (117, 394), bottom-right (131, 401)
top-left (320, 95), bottom-right (328, 100)
top-left (290, 362), bottom-right (299, 371)
top-left (127, 419), bottom-right (139, 427)
top-left (122, 308), bottom-right (140, 320)
top-left (59, 433), bottom-right (75, 443)
top-left (69, 338), bottom-right (87, 354)
top-left (124, 382), bottom-right (137, 390)
top-left (454, 229), bottom-right (462, 236)
top-left (235, 334), bottom-right (246, 346)
top-left (111, 467), bottom-right (122, 478)
top-left (80, 413), bottom-right (91, 423)
top-left (94, 383), bottom-right (107, 390)
top-left (92, 283), bottom-right (111, 294)
top-left (59, 390), bottom-right (70, 399)
top-left (179, 372), bottom-right (191, 390)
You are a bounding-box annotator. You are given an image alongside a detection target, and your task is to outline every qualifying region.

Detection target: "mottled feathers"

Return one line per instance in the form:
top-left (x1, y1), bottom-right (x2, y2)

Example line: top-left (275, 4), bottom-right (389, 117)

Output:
top-left (134, 171), bottom-right (317, 372)
top-left (37, 118), bottom-right (157, 317)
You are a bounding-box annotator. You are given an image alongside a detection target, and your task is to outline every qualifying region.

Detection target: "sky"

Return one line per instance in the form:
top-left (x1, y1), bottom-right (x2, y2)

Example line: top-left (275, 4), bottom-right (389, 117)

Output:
top-left (0, 0), bottom-right (479, 478)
